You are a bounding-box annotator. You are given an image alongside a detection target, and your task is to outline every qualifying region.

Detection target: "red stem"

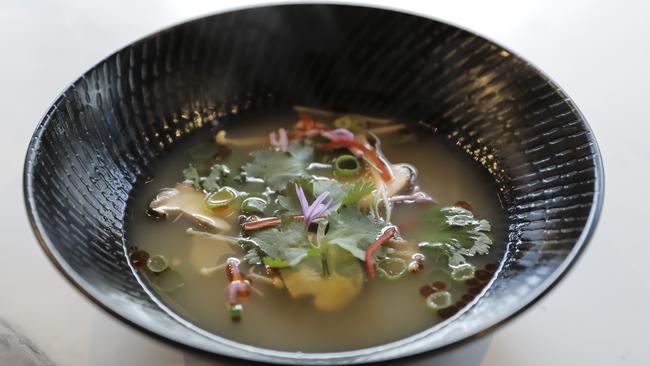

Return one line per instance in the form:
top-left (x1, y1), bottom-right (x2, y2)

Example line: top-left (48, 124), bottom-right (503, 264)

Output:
top-left (365, 227), bottom-right (397, 278)
top-left (242, 215), bottom-right (304, 232)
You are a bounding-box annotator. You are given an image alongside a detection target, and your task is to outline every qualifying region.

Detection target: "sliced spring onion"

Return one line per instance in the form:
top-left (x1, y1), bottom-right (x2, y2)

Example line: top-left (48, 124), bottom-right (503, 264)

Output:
top-left (240, 197), bottom-right (267, 214)
top-left (376, 257), bottom-right (407, 280)
top-left (227, 303), bottom-right (243, 320)
top-left (430, 268), bottom-right (453, 290)
top-left (333, 154), bottom-right (360, 176)
top-left (451, 263), bottom-right (476, 281)
top-left (320, 140), bottom-right (392, 181)
top-left (152, 268), bottom-right (185, 292)
top-left (205, 186), bottom-right (238, 209)
top-left (147, 254), bottom-right (169, 273)
top-left (426, 291), bottom-right (452, 311)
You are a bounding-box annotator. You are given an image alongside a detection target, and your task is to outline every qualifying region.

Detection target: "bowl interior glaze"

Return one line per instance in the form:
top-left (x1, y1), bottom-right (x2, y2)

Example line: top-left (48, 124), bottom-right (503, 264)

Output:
top-left (24, 4), bottom-right (603, 365)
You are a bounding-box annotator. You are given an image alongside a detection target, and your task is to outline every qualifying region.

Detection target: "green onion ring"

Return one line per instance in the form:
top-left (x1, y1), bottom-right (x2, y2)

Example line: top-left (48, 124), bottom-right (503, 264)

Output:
top-left (376, 257), bottom-right (407, 281)
top-left (147, 254), bottom-right (169, 273)
top-left (205, 186), bottom-right (238, 209)
top-left (240, 197), bottom-right (267, 214)
top-left (425, 291), bottom-right (452, 311)
top-left (333, 154), bottom-right (360, 176)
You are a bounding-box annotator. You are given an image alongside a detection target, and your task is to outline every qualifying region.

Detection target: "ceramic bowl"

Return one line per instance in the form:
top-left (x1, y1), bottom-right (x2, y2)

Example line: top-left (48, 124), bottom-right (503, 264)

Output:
top-left (23, 4), bottom-right (603, 364)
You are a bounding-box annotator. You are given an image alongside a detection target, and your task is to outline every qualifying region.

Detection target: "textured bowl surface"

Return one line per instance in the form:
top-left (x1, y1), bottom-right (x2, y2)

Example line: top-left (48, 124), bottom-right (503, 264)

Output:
top-left (24, 4), bottom-right (603, 365)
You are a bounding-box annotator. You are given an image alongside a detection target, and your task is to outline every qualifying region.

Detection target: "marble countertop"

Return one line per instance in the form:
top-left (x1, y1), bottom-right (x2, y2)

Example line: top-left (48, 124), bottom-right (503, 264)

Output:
top-left (1, 1), bottom-right (648, 365)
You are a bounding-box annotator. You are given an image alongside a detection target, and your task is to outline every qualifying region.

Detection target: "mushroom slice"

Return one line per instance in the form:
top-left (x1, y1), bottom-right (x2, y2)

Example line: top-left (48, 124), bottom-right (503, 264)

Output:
top-left (386, 164), bottom-right (417, 196)
top-left (281, 245), bottom-right (363, 311)
top-left (149, 183), bottom-right (232, 232)
top-left (186, 229), bottom-right (240, 272)
top-left (215, 130), bottom-right (267, 147)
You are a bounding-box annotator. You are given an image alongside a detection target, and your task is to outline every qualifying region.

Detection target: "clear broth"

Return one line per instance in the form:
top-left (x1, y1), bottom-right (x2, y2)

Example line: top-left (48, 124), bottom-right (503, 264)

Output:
top-left (127, 112), bottom-right (505, 352)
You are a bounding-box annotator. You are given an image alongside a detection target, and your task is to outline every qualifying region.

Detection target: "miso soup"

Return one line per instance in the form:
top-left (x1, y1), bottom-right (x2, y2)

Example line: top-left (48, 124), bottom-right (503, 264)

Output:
top-left (126, 109), bottom-right (505, 352)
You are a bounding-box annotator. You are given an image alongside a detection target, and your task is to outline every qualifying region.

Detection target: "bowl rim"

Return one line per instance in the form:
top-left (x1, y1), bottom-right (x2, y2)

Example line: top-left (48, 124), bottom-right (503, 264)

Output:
top-left (22, 3), bottom-right (605, 364)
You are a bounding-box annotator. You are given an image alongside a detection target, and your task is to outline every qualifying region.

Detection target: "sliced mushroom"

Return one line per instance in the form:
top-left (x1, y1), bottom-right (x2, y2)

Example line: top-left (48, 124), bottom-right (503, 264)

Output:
top-left (360, 132), bottom-right (414, 195)
top-left (215, 130), bottom-right (267, 147)
top-left (149, 183), bottom-right (232, 232)
top-left (367, 124), bottom-right (407, 135)
top-left (281, 246), bottom-right (363, 311)
top-left (386, 164), bottom-right (417, 196)
top-left (185, 229), bottom-right (241, 273)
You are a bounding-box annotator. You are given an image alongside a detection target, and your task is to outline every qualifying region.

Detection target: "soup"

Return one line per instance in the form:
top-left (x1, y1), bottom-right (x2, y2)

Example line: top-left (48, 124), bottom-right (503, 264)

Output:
top-left (126, 108), bottom-right (505, 352)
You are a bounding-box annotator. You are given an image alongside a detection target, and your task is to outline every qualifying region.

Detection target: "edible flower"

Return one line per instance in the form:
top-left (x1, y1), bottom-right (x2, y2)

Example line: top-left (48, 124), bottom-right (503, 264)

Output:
top-left (295, 185), bottom-right (333, 225)
top-left (321, 127), bottom-right (364, 156)
top-left (269, 128), bottom-right (289, 152)
top-left (320, 128), bottom-right (355, 142)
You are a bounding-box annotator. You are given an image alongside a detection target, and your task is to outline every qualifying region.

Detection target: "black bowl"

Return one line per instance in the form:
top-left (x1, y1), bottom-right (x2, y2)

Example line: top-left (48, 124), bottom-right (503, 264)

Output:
top-left (23, 4), bottom-right (603, 365)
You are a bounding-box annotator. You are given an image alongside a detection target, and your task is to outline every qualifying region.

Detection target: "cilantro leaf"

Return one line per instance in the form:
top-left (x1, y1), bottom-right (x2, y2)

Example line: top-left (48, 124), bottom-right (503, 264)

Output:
top-left (237, 238), bottom-right (263, 265)
top-left (248, 219), bottom-right (312, 267)
top-left (202, 164), bottom-right (230, 192)
top-left (275, 179), bottom-right (314, 215)
top-left (181, 163), bottom-right (232, 192)
top-left (312, 179), bottom-right (350, 211)
top-left (182, 165), bottom-right (201, 189)
top-left (243, 248), bottom-right (262, 265)
top-left (275, 195), bottom-right (301, 215)
top-left (242, 142), bottom-right (314, 190)
top-left (324, 207), bottom-right (386, 260)
top-left (287, 141), bottom-right (314, 163)
top-left (263, 257), bottom-right (291, 268)
top-left (342, 180), bottom-right (375, 206)
top-left (416, 206), bottom-right (493, 268)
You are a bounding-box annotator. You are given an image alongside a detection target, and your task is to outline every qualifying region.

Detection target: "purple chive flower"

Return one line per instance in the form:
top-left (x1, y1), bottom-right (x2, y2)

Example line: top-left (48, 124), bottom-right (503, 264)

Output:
top-left (295, 185), bottom-right (334, 225)
top-left (321, 128), bottom-right (364, 156)
top-left (269, 128), bottom-right (289, 152)
top-left (320, 128), bottom-right (355, 141)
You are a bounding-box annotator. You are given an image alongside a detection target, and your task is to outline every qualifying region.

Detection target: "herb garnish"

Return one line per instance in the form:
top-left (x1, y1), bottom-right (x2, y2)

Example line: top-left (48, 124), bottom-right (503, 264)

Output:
top-left (323, 207), bottom-right (387, 260)
top-left (417, 206), bottom-right (493, 269)
top-left (342, 180), bottom-right (375, 206)
top-left (150, 111), bottom-right (499, 319)
top-left (248, 219), bottom-right (313, 268)
top-left (242, 142), bottom-right (314, 190)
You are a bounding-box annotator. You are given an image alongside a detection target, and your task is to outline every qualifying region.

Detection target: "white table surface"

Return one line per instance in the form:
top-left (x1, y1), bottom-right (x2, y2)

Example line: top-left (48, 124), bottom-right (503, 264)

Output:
top-left (1, 0), bottom-right (648, 365)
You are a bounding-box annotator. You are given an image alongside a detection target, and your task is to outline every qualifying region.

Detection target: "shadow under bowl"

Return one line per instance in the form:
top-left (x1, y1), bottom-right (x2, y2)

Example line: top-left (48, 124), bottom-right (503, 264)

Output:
top-left (23, 4), bottom-right (603, 365)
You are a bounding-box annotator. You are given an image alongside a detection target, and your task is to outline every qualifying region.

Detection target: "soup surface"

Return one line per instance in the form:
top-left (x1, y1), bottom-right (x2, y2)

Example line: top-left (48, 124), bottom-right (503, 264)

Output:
top-left (127, 110), bottom-right (505, 352)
